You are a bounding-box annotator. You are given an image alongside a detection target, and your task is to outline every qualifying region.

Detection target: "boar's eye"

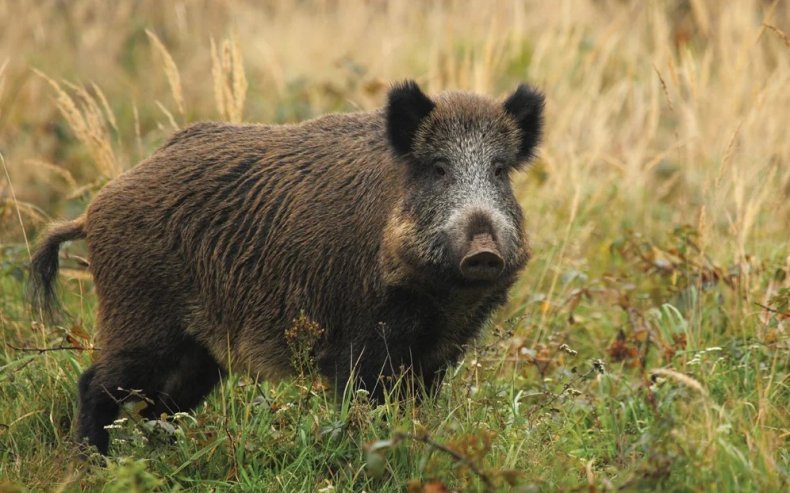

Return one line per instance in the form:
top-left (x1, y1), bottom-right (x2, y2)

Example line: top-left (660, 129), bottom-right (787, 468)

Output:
top-left (433, 158), bottom-right (448, 177)
top-left (493, 160), bottom-right (506, 177)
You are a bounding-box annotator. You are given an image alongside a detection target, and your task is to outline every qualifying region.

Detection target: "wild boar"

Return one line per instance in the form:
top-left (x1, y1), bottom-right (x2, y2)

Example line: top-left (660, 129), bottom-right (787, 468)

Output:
top-left (29, 80), bottom-right (544, 454)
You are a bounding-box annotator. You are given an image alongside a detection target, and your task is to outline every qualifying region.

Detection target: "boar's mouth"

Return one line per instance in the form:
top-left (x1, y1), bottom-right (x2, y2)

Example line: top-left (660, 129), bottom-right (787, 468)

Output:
top-left (421, 236), bottom-right (514, 291)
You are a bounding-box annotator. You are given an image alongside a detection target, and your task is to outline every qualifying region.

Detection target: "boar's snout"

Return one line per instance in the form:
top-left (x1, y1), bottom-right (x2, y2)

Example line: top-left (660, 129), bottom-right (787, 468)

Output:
top-left (459, 233), bottom-right (505, 281)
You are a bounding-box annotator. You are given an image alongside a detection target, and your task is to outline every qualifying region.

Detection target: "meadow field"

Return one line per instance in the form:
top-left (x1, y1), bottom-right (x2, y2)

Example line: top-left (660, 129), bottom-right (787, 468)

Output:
top-left (1, 0), bottom-right (788, 491)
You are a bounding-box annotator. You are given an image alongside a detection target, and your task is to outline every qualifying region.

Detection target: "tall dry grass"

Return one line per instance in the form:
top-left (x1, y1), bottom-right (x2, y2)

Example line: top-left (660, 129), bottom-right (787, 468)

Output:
top-left (0, 1), bottom-right (786, 253)
top-left (211, 35), bottom-right (248, 123)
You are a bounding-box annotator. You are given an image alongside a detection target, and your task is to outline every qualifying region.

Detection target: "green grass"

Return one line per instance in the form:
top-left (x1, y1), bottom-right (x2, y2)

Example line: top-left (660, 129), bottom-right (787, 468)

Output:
top-left (2, 226), bottom-right (788, 491)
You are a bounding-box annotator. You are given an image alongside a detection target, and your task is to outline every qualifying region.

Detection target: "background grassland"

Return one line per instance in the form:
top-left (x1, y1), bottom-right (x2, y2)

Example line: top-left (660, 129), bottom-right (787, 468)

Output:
top-left (1, 0), bottom-right (788, 491)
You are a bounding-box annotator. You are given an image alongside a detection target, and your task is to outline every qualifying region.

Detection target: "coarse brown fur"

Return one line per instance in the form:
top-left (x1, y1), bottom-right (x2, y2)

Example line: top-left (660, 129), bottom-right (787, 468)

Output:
top-left (28, 81), bottom-right (544, 455)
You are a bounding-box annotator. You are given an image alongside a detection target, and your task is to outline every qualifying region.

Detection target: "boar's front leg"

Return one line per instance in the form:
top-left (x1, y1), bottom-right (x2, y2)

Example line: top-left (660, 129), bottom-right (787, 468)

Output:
top-left (325, 291), bottom-right (444, 403)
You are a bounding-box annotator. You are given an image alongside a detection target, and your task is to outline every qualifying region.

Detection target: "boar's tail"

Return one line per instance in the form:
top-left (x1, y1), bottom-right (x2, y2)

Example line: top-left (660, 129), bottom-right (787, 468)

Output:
top-left (28, 216), bottom-right (87, 323)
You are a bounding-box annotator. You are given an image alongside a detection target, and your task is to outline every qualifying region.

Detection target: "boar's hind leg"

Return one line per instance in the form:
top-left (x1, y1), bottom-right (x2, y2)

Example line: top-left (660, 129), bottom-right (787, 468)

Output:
top-left (75, 348), bottom-right (167, 455)
top-left (141, 336), bottom-right (225, 419)
top-left (75, 336), bottom-right (222, 455)
top-left (76, 364), bottom-right (118, 456)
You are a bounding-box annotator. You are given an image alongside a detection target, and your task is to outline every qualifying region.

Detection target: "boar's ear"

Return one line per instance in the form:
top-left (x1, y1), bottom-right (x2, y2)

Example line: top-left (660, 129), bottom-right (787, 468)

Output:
top-left (503, 84), bottom-right (545, 161)
top-left (386, 80), bottom-right (435, 157)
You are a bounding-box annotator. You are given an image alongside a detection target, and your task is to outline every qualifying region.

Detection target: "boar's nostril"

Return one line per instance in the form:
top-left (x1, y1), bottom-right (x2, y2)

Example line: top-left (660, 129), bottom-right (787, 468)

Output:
top-left (460, 251), bottom-right (504, 281)
top-left (460, 234), bottom-right (505, 282)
